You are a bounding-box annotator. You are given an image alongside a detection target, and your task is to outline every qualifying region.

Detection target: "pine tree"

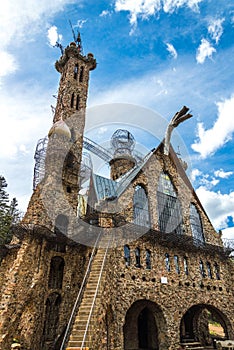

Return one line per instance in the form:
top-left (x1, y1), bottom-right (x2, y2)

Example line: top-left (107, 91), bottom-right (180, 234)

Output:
top-left (8, 197), bottom-right (21, 225)
top-left (0, 176), bottom-right (21, 244)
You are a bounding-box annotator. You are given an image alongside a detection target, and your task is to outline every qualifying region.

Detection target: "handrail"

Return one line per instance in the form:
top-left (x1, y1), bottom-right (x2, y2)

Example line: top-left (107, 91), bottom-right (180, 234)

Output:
top-left (80, 233), bottom-right (112, 349)
top-left (59, 230), bottom-right (102, 350)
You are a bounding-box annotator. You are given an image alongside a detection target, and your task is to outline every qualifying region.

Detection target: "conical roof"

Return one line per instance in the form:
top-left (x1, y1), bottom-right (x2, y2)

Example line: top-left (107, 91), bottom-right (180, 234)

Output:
top-left (48, 119), bottom-right (71, 139)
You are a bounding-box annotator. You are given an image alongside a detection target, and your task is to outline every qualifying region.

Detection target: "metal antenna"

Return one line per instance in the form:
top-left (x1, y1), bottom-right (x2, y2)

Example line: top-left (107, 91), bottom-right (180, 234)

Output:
top-left (54, 42), bottom-right (64, 55)
top-left (69, 19), bottom-right (83, 54)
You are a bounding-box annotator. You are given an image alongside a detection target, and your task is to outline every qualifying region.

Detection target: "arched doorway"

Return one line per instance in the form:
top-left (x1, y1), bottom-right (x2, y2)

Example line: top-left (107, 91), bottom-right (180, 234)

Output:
top-left (124, 300), bottom-right (167, 350)
top-left (180, 304), bottom-right (233, 346)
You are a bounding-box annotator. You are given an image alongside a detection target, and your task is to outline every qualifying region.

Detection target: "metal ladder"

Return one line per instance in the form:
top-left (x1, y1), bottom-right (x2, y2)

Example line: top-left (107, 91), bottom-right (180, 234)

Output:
top-left (60, 232), bottom-right (112, 350)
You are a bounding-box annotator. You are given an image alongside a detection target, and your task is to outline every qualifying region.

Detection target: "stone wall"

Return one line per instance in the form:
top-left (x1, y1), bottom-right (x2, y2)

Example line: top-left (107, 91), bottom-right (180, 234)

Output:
top-left (88, 233), bottom-right (234, 350)
top-left (0, 228), bottom-right (91, 350)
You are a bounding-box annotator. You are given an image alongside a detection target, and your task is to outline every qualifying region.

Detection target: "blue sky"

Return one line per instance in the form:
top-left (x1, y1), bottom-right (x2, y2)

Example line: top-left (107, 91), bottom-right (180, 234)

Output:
top-left (0, 0), bottom-right (234, 239)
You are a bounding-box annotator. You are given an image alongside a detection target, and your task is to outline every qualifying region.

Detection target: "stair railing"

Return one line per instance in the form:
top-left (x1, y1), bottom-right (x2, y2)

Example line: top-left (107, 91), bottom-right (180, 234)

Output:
top-left (80, 232), bottom-right (112, 349)
top-left (59, 230), bottom-right (102, 350)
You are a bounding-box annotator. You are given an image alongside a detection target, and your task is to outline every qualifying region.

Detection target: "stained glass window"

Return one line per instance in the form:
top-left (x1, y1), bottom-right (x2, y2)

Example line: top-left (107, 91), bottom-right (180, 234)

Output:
top-left (146, 249), bottom-right (151, 270)
top-left (183, 257), bottom-right (189, 275)
top-left (190, 204), bottom-right (205, 244)
top-left (165, 253), bottom-right (170, 272)
top-left (199, 260), bottom-right (206, 278)
top-left (174, 255), bottom-right (180, 274)
top-left (206, 261), bottom-right (213, 279)
top-left (214, 262), bottom-right (221, 280)
top-left (124, 245), bottom-right (131, 266)
top-left (135, 247), bottom-right (141, 268)
top-left (133, 185), bottom-right (150, 227)
top-left (157, 172), bottom-right (183, 234)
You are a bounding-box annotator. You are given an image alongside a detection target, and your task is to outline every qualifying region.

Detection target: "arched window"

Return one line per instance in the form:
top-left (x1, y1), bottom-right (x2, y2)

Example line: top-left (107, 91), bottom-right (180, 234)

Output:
top-left (146, 249), bottom-right (151, 270)
top-left (135, 247), bottom-right (141, 268)
top-left (174, 255), bottom-right (180, 274)
top-left (71, 92), bottom-right (75, 108)
top-left (124, 245), bottom-right (131, 266)
top-left (48, 256), bottom-right (65, 289)
top-left (43, 293), bottom-right (61, 342)
top-left (55, 215), bottom-right (68, 236)
top-left (214, 262), bottom-right (221, 280)
top-left (206, 261), bottom-right (213, 279)
top-left (133, 185), bottom-right (150, 227)
top-left (165, 253), bottom-right (170, 272)
top-left (79, 66), bottom-right (84, 82)
top-left (74, 64), bottom-right (78, 79)
top-left (183, 256), bottom-right (189, 275)
top-left (157, 172), bottom-right (183, 234)
top-left (199, 260), bottom-right (206, 278)
top-left (190, 203), bottom-right (205, 244)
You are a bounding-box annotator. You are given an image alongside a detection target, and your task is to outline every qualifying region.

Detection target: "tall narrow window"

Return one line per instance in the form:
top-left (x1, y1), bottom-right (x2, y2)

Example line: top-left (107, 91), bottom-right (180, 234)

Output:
top-left (199, 260), bottom-right (206, 278)
top-left (71, 93), bottom-right (75, 108)
top-left (133, 185), bottom-right (150, 227)
top-left (206, 261), bottom-right (213, 279)
top-left (76, 95), bottom-right (80, 110)
top-left (48, 256), bottom-right (65, 289)
top-left (135, 247), bottom-right (141, 268)
top-left (124, 245), bottom-right (131, 266)
top-left (214, 262), bottom-right (221, 280)
top-left (174, 255), bottom-right (180, 274)
top-left (165, 253), bottom-right (170, 272)
top-left (74, 64), bottom-right (78, 79)
top-left (146, 249), bottom-right (151, 270)
top-left (43, 293), bottom-right (61, 342)
top-left (183, 256), bottom-right (189, 275)
top-left (157, 172), bottom-right (183, 234)
top-left (190, 203), bottom-right (205, 244)
top-left (79, 66), bottom-right (84, 82)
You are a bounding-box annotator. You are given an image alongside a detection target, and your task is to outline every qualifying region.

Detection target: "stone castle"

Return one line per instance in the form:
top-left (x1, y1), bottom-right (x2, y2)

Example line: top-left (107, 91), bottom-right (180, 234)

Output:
top-left (0, 38), bottom-right (233, 350)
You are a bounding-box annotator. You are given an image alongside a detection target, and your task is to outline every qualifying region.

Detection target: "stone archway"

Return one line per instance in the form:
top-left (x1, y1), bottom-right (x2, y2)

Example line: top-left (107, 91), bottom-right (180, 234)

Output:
top-left (180, 304), bottom-right (233, 346)
top-left (123, 299), bottom-right (167, 350)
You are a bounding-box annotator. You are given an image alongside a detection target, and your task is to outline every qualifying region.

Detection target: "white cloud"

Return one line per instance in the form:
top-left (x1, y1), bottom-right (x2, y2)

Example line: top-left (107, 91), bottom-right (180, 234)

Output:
top-left (214, 169), bottom-right (233, 179)
top-left (166, 43), bottom-right (178, 59)
top-left (190, 168), bottom-right (202, 182)
top-left (196, 38), bottom-right (216, 64)
top-left (115, 0), bottom-right (202, 29)
top-left (208, 18), bottom-right (224, 44)
top-left (0, 51), bottom-right (18, 78)
top-left (100, 10), bottom-right (111, 17)
top-left (221, 226), bottom-right (234, 240)
top-left (76, 19), bottom-right (87, 28)
top-left (0, 87), bottom-right (52, 159)
top-left (191, 95), bottom-right (234, 158)
top-left (0, 0), bottom-right (76, 81)
top-left (163, 0), bottom-right (202, 13)
top-left (196, 186), bottom-right (234, 230)
top-left (47, 26), bottom-right (62, 46)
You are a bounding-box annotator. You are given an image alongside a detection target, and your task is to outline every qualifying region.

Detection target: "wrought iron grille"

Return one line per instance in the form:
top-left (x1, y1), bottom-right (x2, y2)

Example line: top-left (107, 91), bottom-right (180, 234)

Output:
top-left (133, 185), bottom-right (150, 227)
top-left (157, 172), bottom-right (183, 235)
top-left (190, 203), bottom-right (205, 244)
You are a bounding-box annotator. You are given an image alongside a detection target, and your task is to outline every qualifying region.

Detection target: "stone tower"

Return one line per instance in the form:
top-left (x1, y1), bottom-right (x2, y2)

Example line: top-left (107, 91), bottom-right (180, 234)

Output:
top-left (22, 41), bottom-right (96, 231)
top-left (110, 129), bottom-right (136, 180)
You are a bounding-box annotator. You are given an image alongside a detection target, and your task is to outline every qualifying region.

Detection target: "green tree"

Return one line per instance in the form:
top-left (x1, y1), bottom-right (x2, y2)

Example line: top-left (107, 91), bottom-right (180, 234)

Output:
top-left (0, 176), bottom-right (21, 244)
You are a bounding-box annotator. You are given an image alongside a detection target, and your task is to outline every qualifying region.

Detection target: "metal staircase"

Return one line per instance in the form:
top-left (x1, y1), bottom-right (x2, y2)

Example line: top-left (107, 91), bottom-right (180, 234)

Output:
top-left (60, 232), bottom-right (112, 350)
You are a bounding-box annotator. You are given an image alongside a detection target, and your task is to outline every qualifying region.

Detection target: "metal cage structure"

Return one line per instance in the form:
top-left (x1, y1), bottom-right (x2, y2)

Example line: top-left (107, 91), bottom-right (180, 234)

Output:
top-left (111, 129), bottom-right (136, 157)
top-left (33, 137), bottom-right (48, 190)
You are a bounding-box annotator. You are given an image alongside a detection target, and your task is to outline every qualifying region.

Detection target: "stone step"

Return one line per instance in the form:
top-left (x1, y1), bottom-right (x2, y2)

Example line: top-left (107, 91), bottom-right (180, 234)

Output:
top-left (66, 347), bottom-right (89, 350)
top-left (67, 340), bottom-right (89, 347)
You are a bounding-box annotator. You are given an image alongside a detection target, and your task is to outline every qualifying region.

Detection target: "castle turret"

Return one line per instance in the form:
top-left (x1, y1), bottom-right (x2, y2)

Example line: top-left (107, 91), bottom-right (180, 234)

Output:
top-left (23, 40), bottom-right (96, 229)
top-left (109, 129), bottom-right (136, 180)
